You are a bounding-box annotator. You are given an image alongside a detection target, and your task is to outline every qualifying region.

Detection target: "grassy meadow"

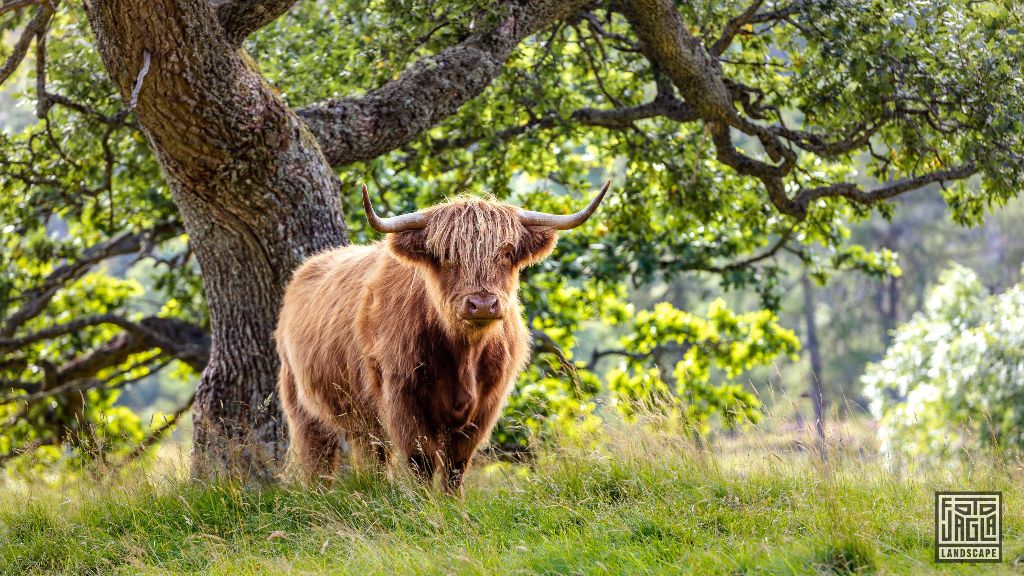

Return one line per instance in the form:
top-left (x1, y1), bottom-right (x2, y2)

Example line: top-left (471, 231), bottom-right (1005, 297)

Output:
top-left (0, 418), bottom-right (1020, 575)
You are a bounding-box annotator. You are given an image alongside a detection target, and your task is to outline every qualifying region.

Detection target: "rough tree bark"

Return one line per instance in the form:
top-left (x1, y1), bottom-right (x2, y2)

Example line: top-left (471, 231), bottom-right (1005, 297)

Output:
top-left (83, 0), bottom-right (347, 477)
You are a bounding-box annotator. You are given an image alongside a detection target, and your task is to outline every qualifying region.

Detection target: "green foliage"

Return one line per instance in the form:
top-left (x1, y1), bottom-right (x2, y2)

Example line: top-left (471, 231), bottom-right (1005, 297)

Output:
top-left (606, 300), bottom-right (799, 434)
top-left (863, 265), bottom-right (1024, 459)
top-left (495, 367), bottom-right (603, 451)
top-left (493, 276), bottom-right (796, 447)
top-left (0, 7), bottom-right (201, 472)
top-left (0, 269), bottom-right (153, 472)
top-left (0, 386), bottom-right (146, 477)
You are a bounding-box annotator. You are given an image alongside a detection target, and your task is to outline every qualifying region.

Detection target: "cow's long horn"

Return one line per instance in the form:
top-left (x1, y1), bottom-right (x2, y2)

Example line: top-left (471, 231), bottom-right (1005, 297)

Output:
top-left (362, 184), bottom-right (429, 233)
top-left (517, 180), bottom-right (611, 230)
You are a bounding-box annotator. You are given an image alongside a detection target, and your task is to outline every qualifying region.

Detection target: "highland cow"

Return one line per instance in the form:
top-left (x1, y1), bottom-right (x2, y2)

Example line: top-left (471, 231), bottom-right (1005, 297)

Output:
top-left (274, 182), bottom-right (610, 493)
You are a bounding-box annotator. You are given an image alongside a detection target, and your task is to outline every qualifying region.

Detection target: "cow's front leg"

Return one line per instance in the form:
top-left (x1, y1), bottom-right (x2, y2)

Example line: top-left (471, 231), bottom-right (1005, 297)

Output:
top-left (442, 457), bottom-right (470, 497)
top-left (379, 378), bottom-right (440, 485)
top-left (441, 431), bottom-right (483, 497)
top-left (389, 431), bottom-right (440, 485)
top-left (287, 412), bottom-right (341, 483)
top-left (408, 450), bottom-right (437, 483)
top-left (348, 434), bottom-right (388, 474)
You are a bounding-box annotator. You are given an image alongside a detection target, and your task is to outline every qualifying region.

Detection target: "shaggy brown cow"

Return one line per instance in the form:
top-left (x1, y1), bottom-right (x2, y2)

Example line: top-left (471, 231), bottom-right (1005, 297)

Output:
top-left (275, 182), bottom-right (610, 493)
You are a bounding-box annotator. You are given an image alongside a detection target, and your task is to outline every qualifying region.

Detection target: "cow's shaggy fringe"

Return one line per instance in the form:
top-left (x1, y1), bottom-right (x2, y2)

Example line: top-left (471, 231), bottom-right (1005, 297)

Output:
top-left (423, 196), bottom-right (522, 280)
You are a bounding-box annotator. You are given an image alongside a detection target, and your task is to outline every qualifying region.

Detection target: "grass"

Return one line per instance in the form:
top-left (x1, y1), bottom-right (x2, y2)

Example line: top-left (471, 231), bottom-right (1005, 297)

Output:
top-left (0, 419), bottom-right (1021, 575)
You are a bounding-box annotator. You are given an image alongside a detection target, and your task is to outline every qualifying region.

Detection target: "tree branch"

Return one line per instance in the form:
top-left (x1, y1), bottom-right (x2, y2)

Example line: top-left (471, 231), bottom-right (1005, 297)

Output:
top-left (792, 164), bottom-right (978, 211)
top-left (1, 222), bottom-right (182, 337)
top-left (425, 93), bottom-right (696, 156)
top-left (709, 122), bottom-right (791, 180)
top-left (620, 0), bottom-right (809, 199)
top-left (298, 0), bottom-right (591, 167)
top-left (662, 226), bottom-right (795, 272)
top-left (0, 2), bottom-right (53, 86)
top-left (0, 0), bottom-right (41, 16)
top-left (0, 354), bottom-right (172, 405)
top-left (0, 313), bottom-right (138, 351)
top-left (0, 316), bottom-right (209, 405)
top-left (571, 93), bottom-right (697, 128)
top-left (619, 0), bottom-right (737, 124)
top-left (746, 2), bottom-right (804, 25)
top-left (770, 121), bottom-right (884, 157)
top-left (587, 348), bottom-right (651, 371)
top-left (710, 0), bottom-right (763, 56)
top-left (427, 115), bottom-right (560, 155)
top-left (530, 328), bottom-right (581, 389)
top-left (0, 314), bottom-right (209, 367)
top-left (58, 316), bottom-right (210, 377)
top-left (581, 11), bottom-right (640, 52)
top-left (214, 0), bottom-right (297, 45)
top-left (619, 0), bottom-right (958, 223)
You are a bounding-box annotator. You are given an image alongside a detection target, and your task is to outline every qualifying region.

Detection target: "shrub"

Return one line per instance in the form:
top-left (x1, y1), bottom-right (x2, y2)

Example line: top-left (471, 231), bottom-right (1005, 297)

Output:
top-left (863, 264), bottom-right (1024, 459)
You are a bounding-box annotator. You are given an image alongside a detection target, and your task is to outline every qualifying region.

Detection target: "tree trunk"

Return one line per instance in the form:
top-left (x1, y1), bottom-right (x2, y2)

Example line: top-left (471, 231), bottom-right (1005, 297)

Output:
top-left (84, 0), bottom-right (348, 478)
top-left (800, 273), bottom-right (827, 461)
top-left (876, 274), bottom-right (899, 350)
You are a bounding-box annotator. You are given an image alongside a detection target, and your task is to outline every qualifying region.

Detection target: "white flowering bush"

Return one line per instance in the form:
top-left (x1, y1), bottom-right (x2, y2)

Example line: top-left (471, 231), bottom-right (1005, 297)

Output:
top-left (863, 265), bottom-right (1024, 459)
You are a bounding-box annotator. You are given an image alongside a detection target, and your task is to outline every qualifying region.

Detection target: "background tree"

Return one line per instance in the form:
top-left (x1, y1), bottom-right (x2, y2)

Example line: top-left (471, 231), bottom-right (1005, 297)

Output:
top-left (1, 0), bottom-right (1020, 477)
top-left (774, 192), bottom-right (1024, 421)
top-left (863, 264), bottom-right (1024, 460)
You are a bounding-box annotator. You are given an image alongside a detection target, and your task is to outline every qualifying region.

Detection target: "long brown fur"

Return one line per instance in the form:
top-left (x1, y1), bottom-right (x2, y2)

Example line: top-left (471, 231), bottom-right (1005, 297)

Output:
top-left (275, 197), bottom-right (558, 493)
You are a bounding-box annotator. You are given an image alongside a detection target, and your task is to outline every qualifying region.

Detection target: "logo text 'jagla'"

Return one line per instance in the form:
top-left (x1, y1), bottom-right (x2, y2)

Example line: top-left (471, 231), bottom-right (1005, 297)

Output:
top-left (935, 492), bottom-right (1002, 563)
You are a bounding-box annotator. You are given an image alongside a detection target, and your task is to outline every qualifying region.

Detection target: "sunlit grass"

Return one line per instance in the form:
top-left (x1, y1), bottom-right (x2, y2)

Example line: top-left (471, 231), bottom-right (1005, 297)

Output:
top-left (0, 417), bottom-right (1020, 575)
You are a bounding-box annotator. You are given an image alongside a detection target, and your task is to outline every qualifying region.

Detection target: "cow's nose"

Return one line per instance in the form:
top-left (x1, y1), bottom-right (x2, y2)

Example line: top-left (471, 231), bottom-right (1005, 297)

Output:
top-left (464, 292), bottom-right (502, 321)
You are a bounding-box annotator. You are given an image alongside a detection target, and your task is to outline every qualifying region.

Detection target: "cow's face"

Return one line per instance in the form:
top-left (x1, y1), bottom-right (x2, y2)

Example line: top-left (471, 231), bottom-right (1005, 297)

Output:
top-left (388, 199), bottom-right (557, 336)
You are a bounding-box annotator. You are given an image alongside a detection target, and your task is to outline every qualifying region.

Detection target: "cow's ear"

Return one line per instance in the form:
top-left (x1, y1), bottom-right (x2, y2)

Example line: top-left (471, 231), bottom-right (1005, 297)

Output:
top-left (388, 229), bottom-right (435, 267)
top-left (516, 226), bottom-right (558, 267)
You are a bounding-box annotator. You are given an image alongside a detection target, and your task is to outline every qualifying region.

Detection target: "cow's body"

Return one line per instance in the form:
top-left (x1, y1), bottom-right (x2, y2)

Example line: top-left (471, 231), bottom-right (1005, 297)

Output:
top-left (276, 185), bottom-right (607, 493)
top-left (276, 239), bottom-right (529, 490)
